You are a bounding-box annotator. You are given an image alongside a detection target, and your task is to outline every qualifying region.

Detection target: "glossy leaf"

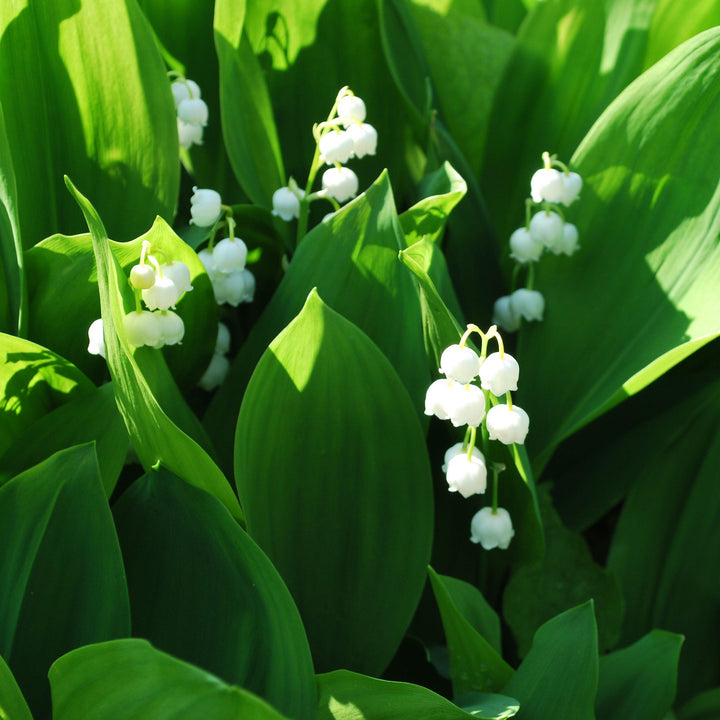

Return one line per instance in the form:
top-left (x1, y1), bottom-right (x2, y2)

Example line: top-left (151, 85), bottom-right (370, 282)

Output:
top-left (428, 567), bottom-right (513, 695)
top-left (596, 631), bottom-right (682, 720)
top-left (0, 444), bottom-right (130, 718)
top-left (0, 0), bottom-right (179, 247)
top-left (113, 468), bottom-right (316, 720)
top-left (0, 654), bottom-right (32, 720)
top-left (205, 171), bottom-right (429, 472)
top-left (317, 670), bottom-right (517, 720)
top-left (456, 692), bottom-right (519, 720)
top-left (65, 177), bottom-right (242, 522)
top-left (517, 28), bottom-right (720, 464)
top-left (50, 639), bottom-right (289, 720)
top-left (235, 290), bottom-right (433, 674)
top-left (502, 602), bottom-right (598, 720)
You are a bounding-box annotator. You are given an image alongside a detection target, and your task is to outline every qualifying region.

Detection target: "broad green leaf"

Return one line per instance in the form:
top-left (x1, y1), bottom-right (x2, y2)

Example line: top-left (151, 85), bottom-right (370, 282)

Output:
top-left (0, 0), bottom-right (178, 248)
top-left (596, 631), bottom-right (682, 720)
top-left (518, 28), bottom-right (720, 463)
top-left (317, 670), bottom-right (517, 720)
top-left (481, 0), bottom-right (527, 33)
top-left (235, 290), bottom-right (433, 674)
top-left (49, 639), bottom-right (289, 720)
top-left (113, 468), bottom-right (316, 720)
top-left (65, 177), bottom-right (242, 522)
top-left (502, 602), bottom-right (598, 720)
top-left (428, 567), bottom-right (513, 695)
top-left (679, 688), bottom-right (720, 720)
top-left (0, 382), bottom-right (127, 496)
top-left (607, 361), bottom-right (720, 702)
top-left (205, 171), bottom-right (429, 473)
top-left (214, 2), bottom-right (285, 206)
top-left (456, 692), bottom-right (519, 720)
top-left (503, 486), bottom-right (623, 656)
top-left (0, 654), bottom-right (32, 720)
top-left (0, 444), bottom-right (130, 718)
top-left (0, 333), bottom-right (93, 458)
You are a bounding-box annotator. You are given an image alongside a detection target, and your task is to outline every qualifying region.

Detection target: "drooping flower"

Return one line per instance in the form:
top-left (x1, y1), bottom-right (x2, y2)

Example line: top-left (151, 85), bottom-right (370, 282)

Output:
top-left (87, 318), bottom-right (106, 359)
top-left (322, 167), bottom-right (359, 203)
top-left (479, 352), bottom-right (519, 397)
top-left (485, 404), bottom-right (529, 445)
top-left (439, 344), bottom-right (481, 384)
top-left (509, 227), bottom-right (543, 264)
top-left (445, 452), bottom-right (487, 498)
top-left (190, 187), bottom-right (222, 227)
top-left (337, 94), bottom-right (366, 127)
top-left (509, 288), bottom-right (544, 322)
top-left (470, 507), bottom-right (514, 549)
top-left (492, 296), bottom-right (521, 332)
top-left (272, 186), bottom-right (304, 221)
top-left (530, 168), bottom-right (565, 203)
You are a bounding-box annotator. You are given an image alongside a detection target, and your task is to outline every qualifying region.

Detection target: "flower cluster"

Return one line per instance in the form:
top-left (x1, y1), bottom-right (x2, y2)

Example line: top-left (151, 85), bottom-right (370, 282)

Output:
top-left (494, 152), bottom-right (583, 332)
top-left (171, 77), bottom-right (208, 149)
top-left (87, 241), bottom-right (193, 355)
top-left (425, 324), bottom-right (527, 550)
top-left (198, 322), bottom-right (231, 391)
top-left (271, 87), bottom-right (377, 223)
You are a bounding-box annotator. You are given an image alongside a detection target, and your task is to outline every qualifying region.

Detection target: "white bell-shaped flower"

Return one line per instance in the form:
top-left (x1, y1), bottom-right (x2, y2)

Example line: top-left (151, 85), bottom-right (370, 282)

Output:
top-left (197, 248), bottom-right (220, 278)
top-left (216, 322), bottom-right (231, 355)
top-left (177, 97), bottom-right (208, 127)
top-left (337, 94), bottom-right (366, 127)
top-left (509, 227), bottom-right (543, 264)
top-left (319, 130), bottom-right (354, 165)
top-left (198, 353), bottom-right (230, 391)
top-left (210, 274), bottom-right (229, 305)
top-left (161, 261), bottom-right (193, 295)
top-left (87, 318), bottom-right (106, 359)
top-left (492, 296), bottom-right (521, 333)
top-left (190, 187), bottom-right (222, 227)
top-left (529, 210), bottom-right (564, 250)
top-left (486, 404), bottom-right (529, 445)
top-left (439, 344), bottom-right (480, 384)
top-left (225, 268), bottom-right (255, 306)
top-left (424, 378), bottom-right (454, 420)
top-left (171, 79), bottom-right (201, 107)
top-left (347, 122), bottom-right (377, 158)
top-left (442, 442), bottom-right (484, 473)
top-left (560, 172), bottom-right (582, 206)
top-left (142, 275), bottom-right (182, 311)
top-left (479, 352), bottom-right (519, 397)
top-left (530, 168), bottom-right (565, 203)
top-left (322, 167), bottom-right (359, 203)
top-left (470, 507), bottom-right (514, 549)
top-left (446, 453), bottom-right (487, 498)
top-left (510, 288), bottom-right (544, 322)
top-left (178, 119), bottom-right (203, 149)
top-left (156, 310), bottom-right (184, 346)
top-left (212, 237), bottom-right (248, 273)
top-left (445, 382), bottom-right (486, 428)
top-left (272, 186), bottom-right (304, 221)
top-left (129, 264), bottom-right (156, 290)
top-left (557, 223), bottom-right (579, 256)
top-left (124, 310), bottom-right (162, 348)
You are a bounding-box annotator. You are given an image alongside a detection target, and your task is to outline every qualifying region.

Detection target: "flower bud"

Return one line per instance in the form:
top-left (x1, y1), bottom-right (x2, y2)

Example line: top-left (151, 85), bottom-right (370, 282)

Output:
top-left (212, 237), bottom-right (248, 273)
top-left (337, 94), bottom-right (366, 127)
top-left (470, 507), bottom-right (514, 549)
top-left (319, 130), bottom-right (354, 165)
top-left (557, 223), bottom-right (579, 256)
top-left (445, 382), bottom-right (486, 428)
top-left (161, 261), bottom-right (193, 295)
top-left (178, 119), bottom-right (203, 149)
top-left (347, 122), bottom-right (377, 158)
top-left (439, 344), bottom-right (480, 384)
top-left (216, 322), bottom-right (231, 355)
top-left (124, 310), bottom-right (162, 348)
top-left (190, 187), bottom-right (222, 227)
top-left (142, 275), bottom-right (182, 311)
top-left (129, 264), bottom-right (156, 290)
top-left (171, 79), bottom-right (201, 107)
top-left (479, 352), bottom-right (519, 396)
top-left (529, 210), bottom-right (564, 250)
top-left (492, 296), bottom-right (521, 333)
top-left (530, 168), bottom-right (565, 203)
top-left (198, 353), bottom-right (230, 391)
top-left (322, 167), bottom-right (359, 203)
top-left (510, 288), bottom-right (544, 322)
top-left (87, 318), bottom-right (106, 358)
top-left (446, 453), bottom-right (487, 498)
top-left (509, 227), bottom-right (543, 264)
top-left (442, 442), bottom-right (483, 473)
top-left (560, 172), bottom-right (582, 206)
top-left (485, 404), bottom-right (529, 445)
top-left (272, 186), bottom-right (304, 221)
top-left (177, 97), bottom-right (209, 126)
top-left (156, 310), bottom-right (185, 346)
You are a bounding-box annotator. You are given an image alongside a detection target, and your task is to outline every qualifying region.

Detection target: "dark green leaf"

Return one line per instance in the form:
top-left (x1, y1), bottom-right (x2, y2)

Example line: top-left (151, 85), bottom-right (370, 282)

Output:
top-left (0, 653), bottom-right (32, 720)
top-left (679, 688), bottom-right (720, 720)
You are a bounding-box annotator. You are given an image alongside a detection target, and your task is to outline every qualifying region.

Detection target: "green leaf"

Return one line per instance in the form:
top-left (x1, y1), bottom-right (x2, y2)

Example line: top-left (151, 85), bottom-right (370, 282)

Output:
top-left (518, 28), bottom-right (720, 463)
top-left (455, 692), bottom-right (519, 720)
top-left (49, 639), bottom-right (289, 720)
top-left (317, 670), bottom-right (517, 720)
top-left (235, 289), bottom-right (433, 674)
top-left (113, 468), bottom-right (316, 720)
top-left (596, 631), bottom-right (682, 720)
top-left (65, 177), bottom-right (242, 522)
top-left (679, 688), bottom-right (720, 720)
top-left (0, 444), bottom-right (130, 718)
top-left (0, 654), bottom-right (32, 720)
top-left (204, 171), bottom-right (429, 473)
top-left (503, 486), bottom-right (623, 656)
top-left (0, 332), bottom-right (93, 458)
top-left (214, 2), bottom-right (285, 206)
top-left (0, 382), bottom-right (127, 496)
top-left (428, 567), bottom-right (514, 695)
top-left (0, 0), bottom-right (179, 247)
top-left (502, 602), bottom-right (598, 720)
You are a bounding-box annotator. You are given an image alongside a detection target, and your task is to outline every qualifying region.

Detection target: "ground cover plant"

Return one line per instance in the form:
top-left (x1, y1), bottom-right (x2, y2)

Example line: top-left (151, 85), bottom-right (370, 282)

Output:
top-left (1, 0), bottom-right (720, 719)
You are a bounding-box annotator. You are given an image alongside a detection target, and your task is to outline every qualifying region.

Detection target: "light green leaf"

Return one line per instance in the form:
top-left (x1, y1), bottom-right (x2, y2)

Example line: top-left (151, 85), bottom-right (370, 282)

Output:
top-left (455, 692), bottom-right (519, 720)
top-left (502, 602), bottom-right (598, 720)
top-left (235, 290), bottom-right (433, 674)
top-left (65, 177), bottom-right (242, 522)
top-left (428, 567), bottom-right (514, 695)
top-left (0, 444), bottom-right (130, 718)
top-left (0, 654), bottom-right (32, 720)
top-left (49, 639), bottom-right (289, 720)
top-left (0, 0), bottom-right (179, 247)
